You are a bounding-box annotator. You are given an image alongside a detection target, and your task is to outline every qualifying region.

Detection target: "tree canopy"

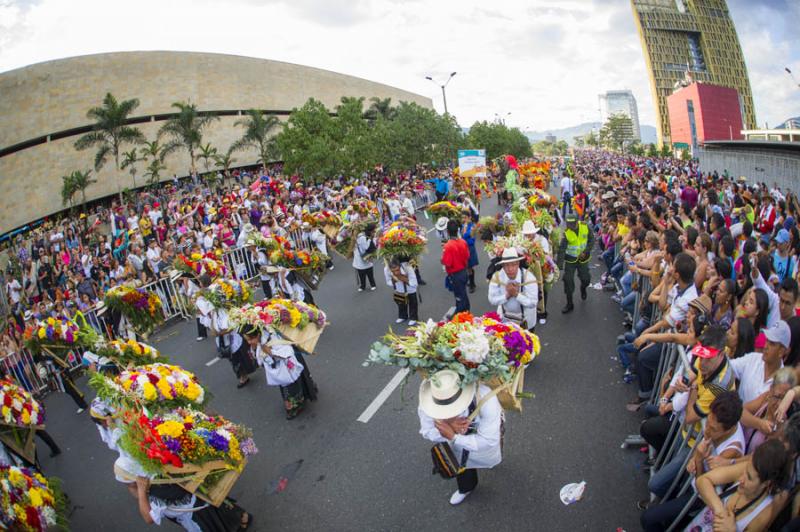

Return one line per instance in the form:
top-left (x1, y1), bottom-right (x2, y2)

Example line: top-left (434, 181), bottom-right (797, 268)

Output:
top-left (463, 121), bottom-right (532, 160)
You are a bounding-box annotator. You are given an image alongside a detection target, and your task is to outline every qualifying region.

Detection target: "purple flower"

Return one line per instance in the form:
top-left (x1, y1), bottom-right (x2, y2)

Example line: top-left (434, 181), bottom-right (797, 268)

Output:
top-left (206, 431), bottom-right (230, 452)
top-left (239, 438), bottom-right (259, 457)
top-left (163, 437), bottom-right (182, 453)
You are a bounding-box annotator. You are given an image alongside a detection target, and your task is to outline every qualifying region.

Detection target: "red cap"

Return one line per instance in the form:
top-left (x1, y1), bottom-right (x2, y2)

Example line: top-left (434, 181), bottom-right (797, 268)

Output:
top-left (690, 344), bottom-right (721, 359)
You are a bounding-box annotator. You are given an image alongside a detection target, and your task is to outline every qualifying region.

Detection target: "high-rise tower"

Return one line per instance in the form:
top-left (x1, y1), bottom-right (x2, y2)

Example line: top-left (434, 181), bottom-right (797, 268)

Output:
top-left (631, 0), bottom-right (755, 146)
top-left (599, 90), bottom-right (642, 142)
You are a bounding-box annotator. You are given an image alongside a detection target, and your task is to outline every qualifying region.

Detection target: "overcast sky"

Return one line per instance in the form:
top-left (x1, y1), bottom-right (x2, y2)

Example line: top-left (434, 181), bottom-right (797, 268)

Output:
top-left (0, 0), bottom-right (798, 132)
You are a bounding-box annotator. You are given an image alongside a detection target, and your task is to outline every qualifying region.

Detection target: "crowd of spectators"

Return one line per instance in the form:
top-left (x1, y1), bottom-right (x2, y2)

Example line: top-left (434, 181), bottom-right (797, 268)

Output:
top-left (571, 149), bottom-right (800, 530)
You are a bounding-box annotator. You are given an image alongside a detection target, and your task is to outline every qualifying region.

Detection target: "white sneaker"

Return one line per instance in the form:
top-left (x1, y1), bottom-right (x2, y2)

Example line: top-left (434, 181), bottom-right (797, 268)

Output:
top-left (408, 320), bottom-right (417, 326)
top-left (395, 318), bottom-right (405, 324)
top-left (358, 288), bottom-right (364, 292)
top-left (196, 336), bottom-right (205, 341)
top-left (328, 266), bottom-right (334, 271)
top-left (370, 286), bottom-right (376, 291)
top-left (539, 318), bottom-right (546, 325)
top-left (76, 408), bottom-right (85, 414)
top-left (449, 490), bottom-right (472, 505)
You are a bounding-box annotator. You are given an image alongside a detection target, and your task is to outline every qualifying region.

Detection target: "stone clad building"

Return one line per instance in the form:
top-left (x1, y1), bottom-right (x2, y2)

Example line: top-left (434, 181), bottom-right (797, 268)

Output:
top-left (0, 51), bottom-right (432, 234)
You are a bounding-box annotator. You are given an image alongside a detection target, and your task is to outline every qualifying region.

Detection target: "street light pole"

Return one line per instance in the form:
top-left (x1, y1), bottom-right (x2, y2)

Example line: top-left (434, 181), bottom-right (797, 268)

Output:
top-left (786, 67), bottom-right (800, 89)
top-left (425, 72), bottom-right (457, 115)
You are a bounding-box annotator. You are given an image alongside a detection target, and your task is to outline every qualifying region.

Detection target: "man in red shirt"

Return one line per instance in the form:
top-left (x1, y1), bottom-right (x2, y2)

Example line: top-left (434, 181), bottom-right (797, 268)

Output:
top-left (441, 220), bottom-right (471, 312)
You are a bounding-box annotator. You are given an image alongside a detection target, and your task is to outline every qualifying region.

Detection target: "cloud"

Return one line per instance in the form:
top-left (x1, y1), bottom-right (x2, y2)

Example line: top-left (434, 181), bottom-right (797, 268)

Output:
top-left (0, 0), bottom-right (796, 134)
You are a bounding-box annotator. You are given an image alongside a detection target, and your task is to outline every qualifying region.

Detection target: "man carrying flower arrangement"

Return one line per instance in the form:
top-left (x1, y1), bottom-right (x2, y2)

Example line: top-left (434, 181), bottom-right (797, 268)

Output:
top-left (418, 369), bottom-right (503, 506)
top-left (488, 248), bottom-right (539, 332)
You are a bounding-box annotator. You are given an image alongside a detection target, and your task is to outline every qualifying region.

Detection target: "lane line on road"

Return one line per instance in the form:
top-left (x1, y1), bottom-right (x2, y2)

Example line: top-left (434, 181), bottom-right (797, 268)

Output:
top-left (205, 356), bottom-right (221, 367)
top-left (357, 368), bottom-right (410, 423)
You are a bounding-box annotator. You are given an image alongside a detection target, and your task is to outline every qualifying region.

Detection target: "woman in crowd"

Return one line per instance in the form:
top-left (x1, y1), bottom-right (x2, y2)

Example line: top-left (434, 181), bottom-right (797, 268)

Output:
top-left (726, 316), bottom-right (757, 359)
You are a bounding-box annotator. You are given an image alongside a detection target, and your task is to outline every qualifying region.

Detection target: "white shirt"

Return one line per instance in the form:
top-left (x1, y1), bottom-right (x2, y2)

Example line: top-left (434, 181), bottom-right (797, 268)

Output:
top-left (384, 263), bottom-right (418, 294)
top-left (729, 352), bottom-right (782, 404)
top-left (666, 283), bottom-right (698, 328)
top-left (352, 233), bottom-right (374, 269)
top-left (560, 176), bottom-right (573, 196)
top-left (488, 268), bottom-right (538, 325)
top-left (418, 384), bottom-right (503, 469)
top-left (753, 271), bottom-right (780, 328)
top-left (309, 228), bottom-right (328, 256)
top-left (6, 279), bottom-right (21, 304)
top-left (146, 246), bottom-right (161, 272)
top-left (402, 197), bottom-right (415, 216)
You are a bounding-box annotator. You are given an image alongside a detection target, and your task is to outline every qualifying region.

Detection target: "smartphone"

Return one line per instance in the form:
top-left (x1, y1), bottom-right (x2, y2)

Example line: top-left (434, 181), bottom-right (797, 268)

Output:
top-left (681, 376), bottom-right (690, 386)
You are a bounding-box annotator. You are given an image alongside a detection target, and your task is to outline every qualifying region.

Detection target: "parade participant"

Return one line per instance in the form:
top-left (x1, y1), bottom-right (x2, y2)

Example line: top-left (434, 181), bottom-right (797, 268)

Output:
top-left (434, 216), bottom-right (448, 244)
top-left (353, 223), bottom-right (377, 292)
top-left (418, 369), bottom-right (502, 506)
top-left (461, 210), bottom-right (479, 293)
top-left (254, 244), bottom-right (277, 300)
top-left (276, 268), bottom-right (315, 305)
top-left (521, 220), bottom-right (552, 324)
top-left (209, 298), bottom-right (256, 388)
top-left (242, 326), bottom-right (318, 420)
top-left (488, 248), bottom-right (538, 331)
top-left (303, 221), bottom-right (333, 271)
top-left (384, 258), bottom-right (418, 325)
top-left (557, 213), bottom-right (594, 314)
top-left (441, 220), bottom-right (471, 313)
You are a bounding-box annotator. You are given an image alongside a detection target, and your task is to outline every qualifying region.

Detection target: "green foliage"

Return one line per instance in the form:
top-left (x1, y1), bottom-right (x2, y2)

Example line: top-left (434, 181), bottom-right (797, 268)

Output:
top-left (214, 149), bottom-right (237, 175)
top-left (599, 114), bottom-right (635, 152)
top-left (464, 121), bottom-right (532, 160)
top-left (74, 92), bottom-right (145, 171)
top-left (660, 144), bottom-right (673, 158)
top-left (585, 130), bottom-right (599, 148)
top-left (231, 110), bottom-right (281, 166)
top-left (197, 142), bottom-right (218, 173)
top-left (159, 101), bottom-right (219, 173)
top-left (144, 158), bottom-right (167, 188)
top-left (60, 170), bottom-right (96, 211)
top-left (120, 148), bottom-right (143, 189)
top-left (628, 142), bottom-right (645, 156)
top-left (532, 139), bottom-right (569, 156)
top-left (646, 143), bottom-right (659, 157)
top-left (680, 148), bottom-right (692, 161)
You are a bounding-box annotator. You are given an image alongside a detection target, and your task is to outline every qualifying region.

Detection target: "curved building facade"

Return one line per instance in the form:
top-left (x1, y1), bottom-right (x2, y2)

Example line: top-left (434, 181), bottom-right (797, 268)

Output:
top-left (0, 51), bottom-right (432, 233)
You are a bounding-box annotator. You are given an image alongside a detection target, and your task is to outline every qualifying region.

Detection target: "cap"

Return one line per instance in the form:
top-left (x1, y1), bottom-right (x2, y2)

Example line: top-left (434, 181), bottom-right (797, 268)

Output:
top-left (764, 320), bottom-right (791, 348)
top-left (776, 229), bottom-right (791, 245)
top-left (690, 343), bottom-right (721, 359)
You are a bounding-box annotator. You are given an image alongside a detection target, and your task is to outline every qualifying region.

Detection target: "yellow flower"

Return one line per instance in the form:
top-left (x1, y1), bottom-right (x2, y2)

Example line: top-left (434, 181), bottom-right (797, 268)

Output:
top-left (21, 409), bottom-right (30, 424)
top-left (288, 308), bottom-right (302, 328)
top-left (1, 405), bottom-right (10, 421)
top-left (122, 378), bottom-right (133, 391)
top-left (8, 467), bottom-right (25, 487)
top-left (46, 317), bottom-right (55, 326)
top-left (38, 328), bottom-right (46, 339)
top-left (532, 334), bottom-right (541, 356)
top-left (155, 420), bottom-right (185, 438)
top-left (156, 379), bottom-right (173, 399)
top-left (142, 382), bottom-right (157, 401)
top-left (28, 487), bottom-right (44, 507)
top-left (184, 382), bottom-right (200, 401)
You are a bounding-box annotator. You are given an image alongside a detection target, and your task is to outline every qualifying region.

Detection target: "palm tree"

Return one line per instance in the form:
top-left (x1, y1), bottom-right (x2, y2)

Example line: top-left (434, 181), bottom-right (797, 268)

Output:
top-left (74, 93), bottom-right (145, 171)
top-left (69, 170), bottom-right (97, 211)
top-left (120, 148), bottom-right (144, 189)
top-left (214, 149), bottom-right (237, 178)
top-left (61, 173), bottom-right (76, 209)
top-left (368, 97), bottom-right (395, 120)
top-left (197, 143), bottom-right (218, 173)
top-left (159, 101), bottom-right (218, 174)
top-left (144, 159), bottom-right (167, 188)
top-left (230, 110), bottom-right (281, 168)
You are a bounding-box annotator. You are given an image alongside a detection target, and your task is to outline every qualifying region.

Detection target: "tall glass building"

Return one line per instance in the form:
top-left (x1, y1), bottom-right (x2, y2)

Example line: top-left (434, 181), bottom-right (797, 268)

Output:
top-left (631, 0), bottom-right (755, 146)
top-left (599, 90), bottom-right (642, 142)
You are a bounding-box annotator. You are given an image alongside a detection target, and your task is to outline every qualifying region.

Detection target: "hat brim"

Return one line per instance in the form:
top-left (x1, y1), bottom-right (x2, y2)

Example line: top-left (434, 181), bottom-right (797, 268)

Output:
top-left (419, 379), bottom-right (476, 419)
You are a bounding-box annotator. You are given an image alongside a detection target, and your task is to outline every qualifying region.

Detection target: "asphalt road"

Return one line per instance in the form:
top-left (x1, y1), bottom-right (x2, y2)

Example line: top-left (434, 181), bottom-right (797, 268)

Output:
top-left (39, 196), bottom-right (649, 532)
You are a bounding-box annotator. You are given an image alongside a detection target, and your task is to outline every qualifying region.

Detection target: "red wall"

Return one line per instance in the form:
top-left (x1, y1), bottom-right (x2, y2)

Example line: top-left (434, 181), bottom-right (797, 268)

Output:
top-left (667, 83), bottom-right (744, 145)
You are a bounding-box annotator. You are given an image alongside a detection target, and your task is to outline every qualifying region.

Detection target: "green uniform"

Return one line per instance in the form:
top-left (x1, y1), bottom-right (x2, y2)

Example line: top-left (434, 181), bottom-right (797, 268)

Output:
top-left (557, 222), bottom-right (594, 305)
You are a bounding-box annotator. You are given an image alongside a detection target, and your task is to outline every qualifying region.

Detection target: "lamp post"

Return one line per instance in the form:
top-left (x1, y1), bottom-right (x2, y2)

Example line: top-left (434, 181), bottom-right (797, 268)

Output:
top-left (425, 72), bottom-right (457, 115)
top-left (786, 67), bottom-right (800, 89)
top-left (493, 112), bottom-right (511, 125)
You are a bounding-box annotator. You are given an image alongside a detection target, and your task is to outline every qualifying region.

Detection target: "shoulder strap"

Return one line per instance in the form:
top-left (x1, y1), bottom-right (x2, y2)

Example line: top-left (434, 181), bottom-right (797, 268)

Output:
top-left (467, 384), bottom-right (506, 422)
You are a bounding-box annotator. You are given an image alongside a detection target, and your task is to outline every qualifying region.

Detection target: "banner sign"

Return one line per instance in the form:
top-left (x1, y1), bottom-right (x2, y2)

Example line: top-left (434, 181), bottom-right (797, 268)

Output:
top-left (457, 149), bottom-right (487, 179)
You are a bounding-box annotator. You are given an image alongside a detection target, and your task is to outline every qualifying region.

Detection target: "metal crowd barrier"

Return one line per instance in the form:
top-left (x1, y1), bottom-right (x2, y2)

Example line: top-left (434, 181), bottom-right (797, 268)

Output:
top-left (0, 346), bottom-right (83, 395)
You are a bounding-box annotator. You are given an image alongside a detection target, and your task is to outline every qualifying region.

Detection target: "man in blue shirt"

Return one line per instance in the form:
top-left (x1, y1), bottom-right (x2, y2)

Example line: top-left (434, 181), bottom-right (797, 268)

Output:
top-left (427, 176), bottom-right (449, 202)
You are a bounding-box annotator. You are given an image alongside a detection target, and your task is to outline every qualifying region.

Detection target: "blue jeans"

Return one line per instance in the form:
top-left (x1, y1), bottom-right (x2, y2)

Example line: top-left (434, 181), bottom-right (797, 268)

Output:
top-left (602, 247), bottom-right (615, 272)
top-left (621, 271), bottom-right (633, 296)
top-left (637, 342), bottom-right (664, 398)
top-left (450, 269), bottom-right (470, 312)
top-left (621, 291), bottom-right (637, 315)
top-left (648, 447), bottom-right (690, 499)
top-left (617, 342), bottom-right (636, 369)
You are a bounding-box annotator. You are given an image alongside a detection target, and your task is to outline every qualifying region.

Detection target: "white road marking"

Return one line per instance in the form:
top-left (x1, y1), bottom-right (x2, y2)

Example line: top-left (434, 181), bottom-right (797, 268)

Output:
top-left (357, 368), bottom-right (410, 423)
top-left (205, 356), bottom-right (222, 367)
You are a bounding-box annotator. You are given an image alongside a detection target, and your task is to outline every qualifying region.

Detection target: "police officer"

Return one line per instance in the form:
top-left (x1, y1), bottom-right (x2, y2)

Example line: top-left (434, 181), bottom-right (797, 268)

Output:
top-left (557, 213), bottom-right (594, 314)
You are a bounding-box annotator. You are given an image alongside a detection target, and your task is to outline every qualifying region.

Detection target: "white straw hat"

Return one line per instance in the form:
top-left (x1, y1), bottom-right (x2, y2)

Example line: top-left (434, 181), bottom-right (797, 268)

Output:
top-left (521, 220), bottom-right (539, 235)
top-left (435, 217), bottom-right (449, 232)
top-left (419, 369), bottom-right (476, 419)
top-left (496, 247), bottom-right (524, 265)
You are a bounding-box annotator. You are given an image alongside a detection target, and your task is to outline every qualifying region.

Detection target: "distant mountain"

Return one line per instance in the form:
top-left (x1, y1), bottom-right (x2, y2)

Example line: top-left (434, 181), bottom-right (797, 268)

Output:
top-left (523, 122), bottom-right (658, 146)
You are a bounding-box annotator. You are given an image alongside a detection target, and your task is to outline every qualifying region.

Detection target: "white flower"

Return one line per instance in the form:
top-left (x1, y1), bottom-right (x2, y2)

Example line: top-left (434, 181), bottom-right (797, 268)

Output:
top-left (457, 329), bottom-right (490, 364)
top-left (414, 319), bottom-right (438, 343)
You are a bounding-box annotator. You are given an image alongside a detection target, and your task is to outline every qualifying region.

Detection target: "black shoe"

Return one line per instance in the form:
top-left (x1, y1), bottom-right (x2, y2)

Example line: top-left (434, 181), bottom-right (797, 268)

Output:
top-left (580, 286), bottom-right (587, 300)
top-left (418, 279), bottom-right (427, 286)
top-left (469, 286), bottom-right (476, 293)
top-left (561, 303), bottom-right (574, 314)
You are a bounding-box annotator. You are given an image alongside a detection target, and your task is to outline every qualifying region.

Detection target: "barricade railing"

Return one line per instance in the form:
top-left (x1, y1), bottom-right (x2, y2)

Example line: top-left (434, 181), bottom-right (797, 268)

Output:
top-left (1, 346), bottom-right (83, 396)
top-left (221, 246), bottom-right (260, 283)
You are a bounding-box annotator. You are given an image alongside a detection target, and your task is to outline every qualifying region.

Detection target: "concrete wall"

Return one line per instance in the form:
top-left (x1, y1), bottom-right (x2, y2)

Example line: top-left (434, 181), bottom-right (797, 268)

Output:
top-left (0, 51), bottom-right (432, 233)
top-left (697, 145), bottom-right (800, 193)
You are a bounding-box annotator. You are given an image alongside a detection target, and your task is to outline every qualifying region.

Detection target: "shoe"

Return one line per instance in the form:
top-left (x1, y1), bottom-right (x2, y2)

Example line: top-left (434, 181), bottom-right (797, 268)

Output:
top-left (611, 294), bottom-right (622, 303)
top-left (395, 318), bottom-right (405, 324)
top-left (418, 280), bottom-right (427, 286)
top-left (580, 286), bottom-right (587, 300)
top-left (76, 408), bottom-right (85, 414)
top-left (600, 273), bottom-right (608, 284)
top-left (358, 288), bottom-right (364, 292)
top-left (237, 378), bottom-right (250, 389)
top-left (561, 303), bottom-right (574, 314)
top-left (328, 266), bottom-right (334, 271)
top-left (469, 286), bottom-right (476, 293)
top-left (626, 397), bottom-right (646, 412)
top-left (370, 286), bottom-right (376, 291)
top-left (196, 336), bottom-right (205, 341)
top-left (408, 320), bottom-right (417, 326)
top-left (50, 449), bottom-right (62, 458)
top-left (449, 490), bottom-right (472, 506)
top-left (637, 499), bottom-right (652, 511)
top-left (539, 318), bottom-right (546, 325)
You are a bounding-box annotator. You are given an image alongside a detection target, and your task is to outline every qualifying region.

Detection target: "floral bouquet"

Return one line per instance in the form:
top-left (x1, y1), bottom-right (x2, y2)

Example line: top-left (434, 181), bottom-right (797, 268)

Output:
top-left (104, 285), bottom-right (164, 335)
top-left (268, 246), bottom-right (327, 273)
top-left (117, 408), bottom-right (257, 505)
top-left (332, 218), bottom-right (377, 259)
top-left (229, 299), bottom-right (327, 353)
top-left (204, 279), bottom-right (252, 310)
top-left (90, 363), bottom-right (207, 411)
top-left (174, 252), bottom-right (227, 279)
top-left (95, 339), bottom-right (166, 368)
top-left (0, 379), bottom-right (45, 428)
top-left (376, 225), bottom-right (427, 260)
top-left (0, 465), bottom-right (66, 532)
top-left (477, 216), bottom-right (502, 241)
top-left (22, 315), bottom-right (97, 360)
top-left (426, 200), bottom-right (461, 219)
top-left (351, 198), bottom-right (378, 217)
top-left (366, 311), bottom-right (541, 407)
top-left (303, 210), bottom-right (342, 229)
